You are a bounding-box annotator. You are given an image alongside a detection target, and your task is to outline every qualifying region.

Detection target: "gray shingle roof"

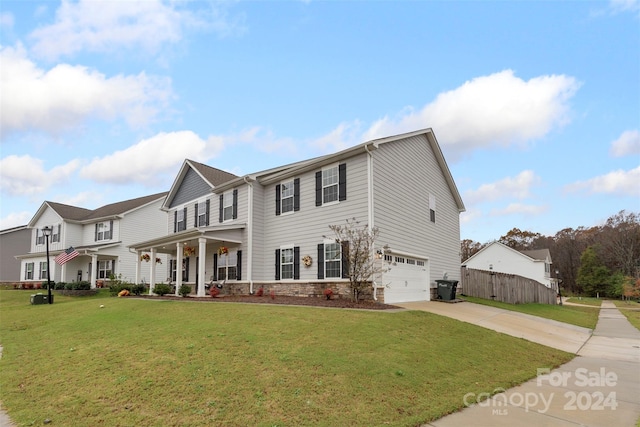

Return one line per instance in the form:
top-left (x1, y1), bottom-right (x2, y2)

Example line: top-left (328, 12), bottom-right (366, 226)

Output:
top-left (48, 192), bottom-right (168, 222)
top-left (519, 248), bottom-right (551, 261)
top-left (188, 159), bottom-right (238, 187)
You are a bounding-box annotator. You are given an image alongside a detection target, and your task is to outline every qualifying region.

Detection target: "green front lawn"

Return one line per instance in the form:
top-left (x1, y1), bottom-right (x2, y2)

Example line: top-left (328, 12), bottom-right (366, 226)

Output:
top-left (0, 290), bottom-right (572, 426)
top-left (461, 296), bottom-right (599, 329)
top-left (564, 296), bottom-right (603, 307)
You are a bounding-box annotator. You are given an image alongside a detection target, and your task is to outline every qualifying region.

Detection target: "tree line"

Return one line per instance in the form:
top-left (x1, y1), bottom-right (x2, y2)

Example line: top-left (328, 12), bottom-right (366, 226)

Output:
top-left (461, 210), bottom-right (640, 299)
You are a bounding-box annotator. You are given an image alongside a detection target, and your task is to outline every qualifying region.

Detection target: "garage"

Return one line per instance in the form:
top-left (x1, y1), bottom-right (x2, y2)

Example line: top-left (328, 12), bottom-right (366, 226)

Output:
top-left (383, 255), bottom-right (430, 304)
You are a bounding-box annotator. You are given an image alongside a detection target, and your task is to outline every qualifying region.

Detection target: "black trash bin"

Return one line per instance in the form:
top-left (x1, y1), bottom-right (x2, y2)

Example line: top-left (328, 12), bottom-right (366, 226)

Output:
top-left (436, 280), bottom-right (459, 301)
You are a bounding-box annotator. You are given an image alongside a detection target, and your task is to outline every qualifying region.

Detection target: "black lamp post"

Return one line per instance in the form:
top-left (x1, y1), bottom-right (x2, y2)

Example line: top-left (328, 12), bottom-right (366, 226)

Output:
top-left (42, 226), bottom-right (53, 304)
top-left (556, 269), bottom-right (563, 306)
top-left (489, 264), bottom-right (496, 300)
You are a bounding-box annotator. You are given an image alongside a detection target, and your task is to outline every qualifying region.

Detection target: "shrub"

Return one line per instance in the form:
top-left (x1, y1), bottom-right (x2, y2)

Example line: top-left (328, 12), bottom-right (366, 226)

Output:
top-left (74, 281), bottom-right (91, 290)
top-left (130, 284), bottom-right (147, 296)
top-left (65, 282), bottom-right (74, 290)
top-left (153, 283), bottom-right (172, 296)
top-left (179, 285), bottom-right (192, 297)
top-left (109, 283), bottom-right (132, 297)
top-left (323, 288), bottom-right (334, 300)
top-left (54, 282), bottom-right (66, 290)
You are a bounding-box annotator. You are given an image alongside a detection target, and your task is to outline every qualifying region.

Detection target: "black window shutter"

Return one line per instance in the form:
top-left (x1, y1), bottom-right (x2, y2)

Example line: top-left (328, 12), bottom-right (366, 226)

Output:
top-left (232, 189), bottom-right (238, 219)
top-left (315, 171), bottom-right (322, 206)
top-left (236, 250), bottom-right (242, 280)
top-left (338, 163), bottom-right (347, 201)
top-left (182, 207), bottom-right (187, 230)
top-left (213, 254), bottom-right (218, 281)
top-left (109, 220), bottom-right (113, 239)
top-left (194, 203), bottom-right (198, 227)
top-left (293, 246), bottom-right (300, 280)
top-left (174, 211), bottom-right (177, 232)
top-left (94, 224), bottom-right (98, 241)
top-left (293, 178), bottom-right (300, 211)
top-left (341, 240), bottom-right (350, 279)
top-left (183, 257), bottom-right (189, 282)
top-left (219, 194), bottom-right (224, 223)
top-left (275, 184), bottom-right (281, 216)
top-left (317, 244), bottom-right (324, 279)
top-left (170, 260), bottom-right (174, 281)
top-left (205, 199), bottom-right (210, 226)
top-left (275, 249), bottom-right (281, 280)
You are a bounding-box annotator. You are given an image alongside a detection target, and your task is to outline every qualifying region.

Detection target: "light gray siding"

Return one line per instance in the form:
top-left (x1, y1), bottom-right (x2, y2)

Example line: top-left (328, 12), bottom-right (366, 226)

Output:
top-left (170, 169), bottom-right (211, 208)
top-left (0, 227), bottom-right (30, 281)
top-left (372, 134), bottom-right (461, 285)
top-left (261, 155), bottom-right (369, 281)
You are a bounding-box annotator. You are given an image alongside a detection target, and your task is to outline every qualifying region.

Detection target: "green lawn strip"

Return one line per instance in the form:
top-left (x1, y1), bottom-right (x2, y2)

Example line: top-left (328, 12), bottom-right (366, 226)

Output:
top-left (563, 296), bottom-right (602, 307)
top-left (459, 296), bottom-right (598, 329)
top-left (1, 290), bottom-right (572, 427)
top-left (611, 300), bottom-right (640, 331)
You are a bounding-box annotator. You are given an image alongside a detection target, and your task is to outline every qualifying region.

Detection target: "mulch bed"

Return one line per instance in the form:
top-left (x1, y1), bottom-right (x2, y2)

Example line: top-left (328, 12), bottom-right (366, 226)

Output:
top-left (132, 294), bottom-right (401, 310)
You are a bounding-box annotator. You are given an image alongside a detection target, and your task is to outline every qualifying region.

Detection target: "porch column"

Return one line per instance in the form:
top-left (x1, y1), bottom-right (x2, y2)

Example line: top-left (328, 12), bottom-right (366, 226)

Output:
top-left (150, 248), bottom-right (157, 291)
top-left (90, 254), bottom-right (98, 288)
top-left (175, 242), bottom-right (183, 296)
top-left (135, 251), bottom-right (141, 287)
top-left (60, 263), bottom-right (67, 285)
top-left (197, 238), bottom-right (207, 297)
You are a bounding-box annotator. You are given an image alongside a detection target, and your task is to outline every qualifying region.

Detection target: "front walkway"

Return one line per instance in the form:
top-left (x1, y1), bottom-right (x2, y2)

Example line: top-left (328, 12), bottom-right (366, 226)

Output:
top-left (397, 300), bottom-right (640, 427)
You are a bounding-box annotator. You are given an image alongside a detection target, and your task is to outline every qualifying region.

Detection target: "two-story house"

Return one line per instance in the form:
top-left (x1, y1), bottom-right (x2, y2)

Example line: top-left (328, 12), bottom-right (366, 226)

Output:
top-left (18, 192), bottom-right (168, 288)
top-left (462, 241), bottom-right (555, 289)
top-left (131, 128), bottom-right (465, 304)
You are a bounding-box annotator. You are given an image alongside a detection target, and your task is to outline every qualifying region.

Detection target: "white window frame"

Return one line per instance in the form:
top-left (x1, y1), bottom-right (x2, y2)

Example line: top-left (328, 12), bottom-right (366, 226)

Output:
top-left (98, 260), bottom-right (112, 279)
top-left (36, 229), bottom-right (44, 245)
top-left (25, 262), bottom-right (34, 280)
top-left (176, 209), bottom-right (186, 231)
top-left (280, 180), bottom-right (295, 214)
top-left (51, 224), bottom-right (60, 243)
top-left (280, 246), bottom-right (294, 280)
top-left (429, 193), bottom-right (436, 223)
top-left (222, 192), bottom-right (233, 221)
top-left (217, 250), bottom-right (237, 280)
top-left (96, 221), bottom-right (112, 241)
top-left (197, 200), bottom-right (207, 227)
top-left (322, 166), bottom-right (339, 204)
top-left (39, 261), bottom-right (48, 279)
top-left (324, 240), bottom-right (341, 279)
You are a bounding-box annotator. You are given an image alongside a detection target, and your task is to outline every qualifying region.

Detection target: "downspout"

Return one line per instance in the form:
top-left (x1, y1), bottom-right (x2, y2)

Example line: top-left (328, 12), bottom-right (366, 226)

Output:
top-left (243, 176), bottom-right (254, 294)
top-left (364, 144), bottom-right (377, 301)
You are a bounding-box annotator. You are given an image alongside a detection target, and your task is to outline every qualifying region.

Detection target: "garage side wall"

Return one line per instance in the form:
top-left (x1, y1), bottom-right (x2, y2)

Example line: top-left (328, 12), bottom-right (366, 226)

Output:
top-left (372, 134), bottom-right (462, 293)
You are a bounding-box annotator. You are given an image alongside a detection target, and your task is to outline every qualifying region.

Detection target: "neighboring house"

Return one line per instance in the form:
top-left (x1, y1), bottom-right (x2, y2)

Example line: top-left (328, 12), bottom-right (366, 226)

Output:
top-left (0, 225), bottom-right (31, 282)
top-left (17, 192), bottom-right (169, 288)
top-left (131, 128), bottom-right (465, 304)
top-left (462, 241), bottom-right (554, 289)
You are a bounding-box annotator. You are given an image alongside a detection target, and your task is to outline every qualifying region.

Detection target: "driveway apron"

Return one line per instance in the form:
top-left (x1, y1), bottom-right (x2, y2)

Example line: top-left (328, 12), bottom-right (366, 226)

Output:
top-left (396, 300), bottom-right (640, 427)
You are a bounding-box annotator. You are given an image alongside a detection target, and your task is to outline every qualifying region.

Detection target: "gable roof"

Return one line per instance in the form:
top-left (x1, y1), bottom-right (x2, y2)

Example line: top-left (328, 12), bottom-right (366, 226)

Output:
top-left (28, 192), bottom-right (168, 226)
top-left (163, 160), bottom-right (239, 209)
top-left (215, 128), bottom-right (466, 212)
top-left (463, 241), bottom-right (552, 265)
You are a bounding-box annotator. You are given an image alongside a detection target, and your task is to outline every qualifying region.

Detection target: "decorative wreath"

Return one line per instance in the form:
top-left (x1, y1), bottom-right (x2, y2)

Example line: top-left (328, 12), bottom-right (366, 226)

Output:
top-left (218, 246), bottom-right (228, 256)
top-left (302, 255), bottom-right (312, 267)
top-left (183, 246), bottom-right (196, 257)
top-left (140, 253), bottom-right (150, 262)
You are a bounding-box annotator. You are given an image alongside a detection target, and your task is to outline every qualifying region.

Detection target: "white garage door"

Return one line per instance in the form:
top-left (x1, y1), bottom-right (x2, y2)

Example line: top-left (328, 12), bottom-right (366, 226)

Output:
top-left (383, 256), bottom-right (429, 304)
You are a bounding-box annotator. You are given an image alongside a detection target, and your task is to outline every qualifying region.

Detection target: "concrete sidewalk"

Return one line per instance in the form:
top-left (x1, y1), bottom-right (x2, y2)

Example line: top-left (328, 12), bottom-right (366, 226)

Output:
top-left (397, 300), bottom-right (640, 427)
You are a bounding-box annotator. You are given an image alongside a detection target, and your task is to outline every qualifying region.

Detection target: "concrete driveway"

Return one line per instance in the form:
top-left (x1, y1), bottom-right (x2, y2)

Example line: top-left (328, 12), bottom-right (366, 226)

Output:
top-left (395, 300), bottom-right (593, 353)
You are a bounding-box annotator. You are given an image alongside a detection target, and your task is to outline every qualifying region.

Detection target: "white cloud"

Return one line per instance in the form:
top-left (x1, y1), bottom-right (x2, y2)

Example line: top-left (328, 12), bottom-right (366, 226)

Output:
top-left (0, 12), bottom-right (14, 29)
top-left (0, 154), bottom-right (80, 196)
top-left (609, 0), bottom-right (640, 15)
top-left (0, 44), bottom-right (172, 138)
top-left (565, 166), bottom-right (640, 197)
top-left (314, 70), bottom-right (580, 159)
top-left (490, 203), bottom-right (548, 217)
top-left (0, 211), bottom-right (32, 230)
top-left (463, 170), bottom-right (541, 205)
top-left (28, 0), bottom-right (245, 61)
top-left (610, 130), bottom-right (640, 157)
top-left (79, 131), bottom-right (221, 185)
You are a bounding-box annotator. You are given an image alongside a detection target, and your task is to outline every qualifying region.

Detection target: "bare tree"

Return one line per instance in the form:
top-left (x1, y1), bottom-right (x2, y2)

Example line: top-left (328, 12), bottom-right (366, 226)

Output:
top-left (326, 218), bottom-right (389, 302)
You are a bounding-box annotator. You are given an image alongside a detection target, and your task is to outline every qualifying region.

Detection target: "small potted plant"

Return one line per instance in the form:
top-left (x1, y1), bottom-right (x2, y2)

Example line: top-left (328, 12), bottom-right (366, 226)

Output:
top-left (323, 288), bottom-right (333, 300)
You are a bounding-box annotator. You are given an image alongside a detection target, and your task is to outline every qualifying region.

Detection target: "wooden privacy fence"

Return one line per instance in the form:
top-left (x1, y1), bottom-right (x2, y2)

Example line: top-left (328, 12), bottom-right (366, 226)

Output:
top-left (460, 267), bottom-right (557, 305)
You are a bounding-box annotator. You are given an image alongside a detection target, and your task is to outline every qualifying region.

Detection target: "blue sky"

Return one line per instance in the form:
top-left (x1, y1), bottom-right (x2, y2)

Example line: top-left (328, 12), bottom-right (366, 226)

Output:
top-left (1, 0), bottom-right (638, 243)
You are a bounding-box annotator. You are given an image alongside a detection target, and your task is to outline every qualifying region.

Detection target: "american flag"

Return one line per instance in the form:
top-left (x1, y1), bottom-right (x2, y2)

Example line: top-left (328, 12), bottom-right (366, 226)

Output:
top-left (55, 247), bottom-right (80, 265)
